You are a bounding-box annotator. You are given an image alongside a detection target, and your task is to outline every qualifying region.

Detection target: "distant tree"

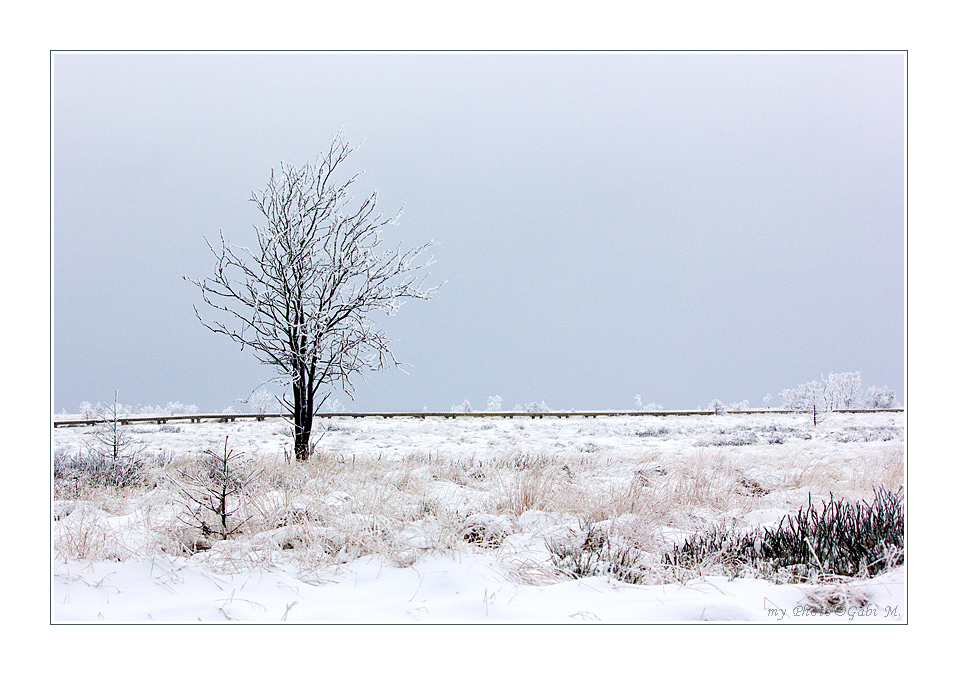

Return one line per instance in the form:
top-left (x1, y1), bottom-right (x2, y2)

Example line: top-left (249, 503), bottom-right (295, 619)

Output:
top-left (780, 380), bottom-right (826, 421)
top-left (707, 399), bottom-right (727, 414)
top-left (325, 398), bottom-right (347, 414)
top-left (635, 394), bottom-right (663, 411)
top-left (526, 401), bottom-right (550, 414)
top-left (247, 387), bottom-right (279, 415)
top-left (452, 399), bottom-right (473, 413)
top-left (487, 395), bottom-right (502, 412)
top-left (780, 372), bottom-right (863, 423)
top-left (864, 385), bottom-right (897, 409)
top-left (186, 133), bottom-right (438, 460)
top-left (823, 372), bottom-right (862, 410)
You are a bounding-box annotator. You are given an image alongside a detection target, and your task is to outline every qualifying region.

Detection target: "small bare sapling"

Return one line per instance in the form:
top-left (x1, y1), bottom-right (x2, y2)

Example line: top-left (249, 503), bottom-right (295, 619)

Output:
top-left (174, 437), bottom-right (261, 540)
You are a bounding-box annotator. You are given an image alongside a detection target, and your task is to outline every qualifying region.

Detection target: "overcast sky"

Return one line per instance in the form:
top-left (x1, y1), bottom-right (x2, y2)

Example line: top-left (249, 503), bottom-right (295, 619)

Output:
top-left (53, 52), bottom-right (905, 413)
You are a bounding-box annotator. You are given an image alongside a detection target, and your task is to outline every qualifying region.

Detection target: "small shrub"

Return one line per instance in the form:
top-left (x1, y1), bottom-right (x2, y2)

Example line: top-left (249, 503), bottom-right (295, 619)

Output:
top-left (864, 386), bottom-right (897, 409)
top-left (701, 429), bottom-right (760, 446)
top-left (54, 447), bottom-right (147, 492)
top-left (829, 427), bottom-right (902, 443)
top-left (629, 426), bottom-right (670, 438)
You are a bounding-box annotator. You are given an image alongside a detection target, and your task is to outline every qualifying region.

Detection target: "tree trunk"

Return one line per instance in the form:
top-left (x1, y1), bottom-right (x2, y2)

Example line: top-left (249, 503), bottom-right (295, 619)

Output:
top-left (292, 379), bottom-right (314, 461)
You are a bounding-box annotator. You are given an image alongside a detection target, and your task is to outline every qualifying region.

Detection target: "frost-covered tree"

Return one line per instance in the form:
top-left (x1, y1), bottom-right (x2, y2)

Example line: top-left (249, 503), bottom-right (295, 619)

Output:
top-left (823, 371), bottom-right (862, 410)
top-left (707, 399), bottom-right (727, 414)
top-left (781, 372), bottom-right (863, 420)
top-left (451, 399), bottom-right (473, 414)
top-left (247, 387), bottom-right (279, 415)
top-left (864, 385), bottom-right (897, 409)
top-left (186, 133), bottom-right (438, 460)
top-left (487, 395), bottom-right (502, 412)
top-left (325, 398), bottom-right (347, 413)
top-left (780, 381), bottom-right (826, 412)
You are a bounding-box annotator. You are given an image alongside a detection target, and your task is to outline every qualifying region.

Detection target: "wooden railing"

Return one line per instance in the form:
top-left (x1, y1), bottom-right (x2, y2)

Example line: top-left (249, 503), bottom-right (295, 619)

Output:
top-left (52, 408), bottom-right (904, 428)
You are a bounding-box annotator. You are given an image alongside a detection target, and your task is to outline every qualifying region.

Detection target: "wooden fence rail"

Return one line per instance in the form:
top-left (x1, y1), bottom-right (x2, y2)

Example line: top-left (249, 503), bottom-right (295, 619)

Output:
top-left (52, 408), bottom-right (903, 428)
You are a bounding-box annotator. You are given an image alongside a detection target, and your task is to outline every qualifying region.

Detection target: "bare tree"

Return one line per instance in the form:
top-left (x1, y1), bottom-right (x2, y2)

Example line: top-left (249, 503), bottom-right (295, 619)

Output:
top-left (186, 133), bottom-right (438, 460)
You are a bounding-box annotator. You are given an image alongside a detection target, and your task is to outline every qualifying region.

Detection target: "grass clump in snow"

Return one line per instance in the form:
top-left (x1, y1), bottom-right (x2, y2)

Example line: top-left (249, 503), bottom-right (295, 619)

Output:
top-left (663, 486), bottom-right (903, 582)
top-left (546, 522), bottom-right (650, 584)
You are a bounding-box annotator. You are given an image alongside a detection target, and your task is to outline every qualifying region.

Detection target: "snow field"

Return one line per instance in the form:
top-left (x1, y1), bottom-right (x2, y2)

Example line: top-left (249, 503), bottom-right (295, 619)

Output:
top-left (52, 412), bottom-right (905, 623)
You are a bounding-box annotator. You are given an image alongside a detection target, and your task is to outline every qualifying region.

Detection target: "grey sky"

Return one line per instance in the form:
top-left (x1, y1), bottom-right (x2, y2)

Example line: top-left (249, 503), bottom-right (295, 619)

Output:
top-left (53, 52), bottom-right (905, 413)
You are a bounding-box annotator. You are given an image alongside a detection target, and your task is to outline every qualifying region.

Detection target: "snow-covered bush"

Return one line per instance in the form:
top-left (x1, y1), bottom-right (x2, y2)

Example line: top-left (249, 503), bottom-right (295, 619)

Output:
top-left (864, 386), bottom-right (897, 409)
top-left (728, 400), bottom-right (750, 412)
top-left (461, 513), bottom-right (514, 547)
top-left (486, 395), bottom-right (502, 412)
top-left (525, 401), bottom-right (550, 414)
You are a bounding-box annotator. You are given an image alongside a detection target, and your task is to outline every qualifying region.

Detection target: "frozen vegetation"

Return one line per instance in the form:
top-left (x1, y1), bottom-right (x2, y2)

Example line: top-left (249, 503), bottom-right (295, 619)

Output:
top-left (52, 411), bottom-right (904, 623)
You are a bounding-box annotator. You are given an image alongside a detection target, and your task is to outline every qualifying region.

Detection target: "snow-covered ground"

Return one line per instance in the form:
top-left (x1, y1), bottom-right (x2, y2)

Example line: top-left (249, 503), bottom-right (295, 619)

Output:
top-left (52, 411), bottom-right (905, 623)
